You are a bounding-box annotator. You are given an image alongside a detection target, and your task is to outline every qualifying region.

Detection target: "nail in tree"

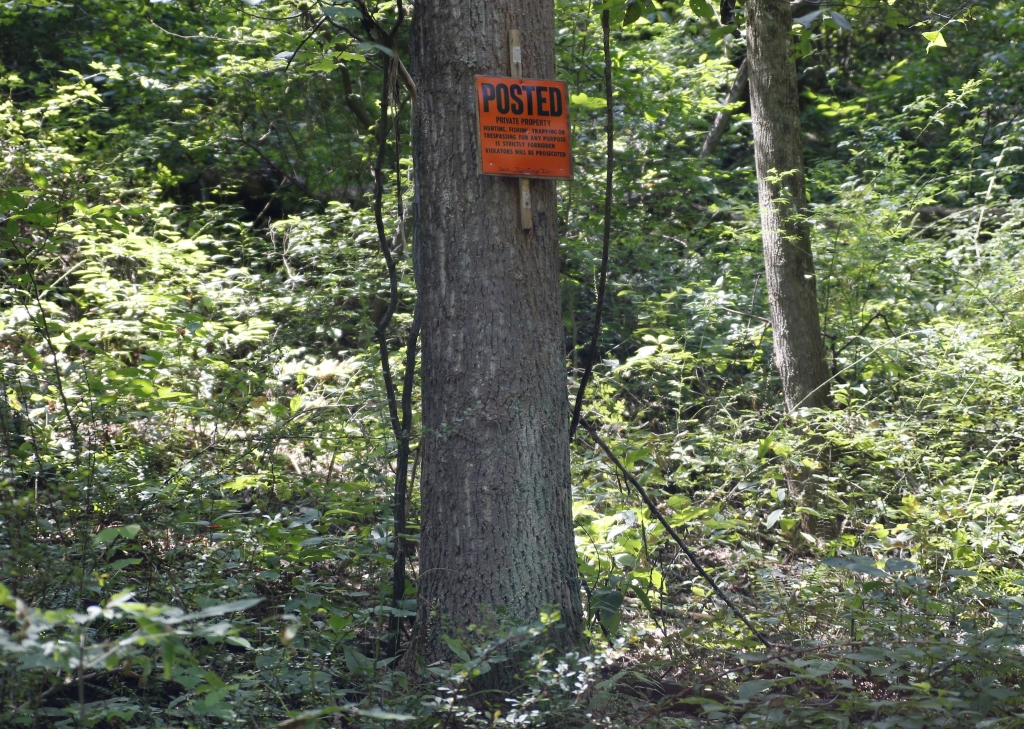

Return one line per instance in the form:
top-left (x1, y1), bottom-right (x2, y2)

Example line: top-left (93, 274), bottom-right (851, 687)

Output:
top-left (408, 0), bottom-right (584, 670)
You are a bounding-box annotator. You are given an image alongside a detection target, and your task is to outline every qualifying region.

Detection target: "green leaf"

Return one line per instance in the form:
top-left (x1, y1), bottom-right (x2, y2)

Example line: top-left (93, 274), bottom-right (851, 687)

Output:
top-left (826, 10), bottom-right (852, 32)
top-left (794, 10), bottom-right (823, 28)
top-left (306, 59), bottom-right (337, 73)
top-left (130, 378), bottom-right (155, 395)
top-left (223, 475), bottom-right (261, 492)
top-left (667, 494), bottom-right (691, 511)
top-left (322, 6), bottom-right (362, 20)
top-left (353, 707), bottom-right (414, 721)
top-left (342, 647), bottom-right (378, 675)
top-left (708, 24), bottom-right (733, 41)
top-left (442, 635), bottom-right (471, 662)
top-left (0, 583), bottom-right (14, 608)
top-left (709, 24), bottom-right (735, 42)
top-left (822, 556), bottom-right (889, 580)
top-left (689, 0), bottom-right (715, 20)
top-left (180, 598), bottom-right (264, 622)
top-left (885, 7), bottom-right (910, 28)
top-left (570, 93), bottom-right (607, 109)
top-left (738, 679), bottom-right (773, 701)
top-left (334, 51), bottom-right (366, 63)
top-left (107, 558), bottom-right (142, 572)
top-left (600, 609), bottom-right (621, 634)
top-left (884, 558), bottom-right (917, 573)
top-left (592, 588), bottom-right (625, 613)
top-left (278, 706), bottom-right (414, 726)
top-left (923, 31), bottom-right (947, 52)
top-left (632, 583), bottom-right (653, 612)
top-left (591, 588), bottom-right (624, 634)
top-left (623, 0), bottom-right (645, 25)
top-left (624, 445), bottom-right (653, 468)
top-left (93, 524), bottom-right (141, 546)
top-left (0, 191), bottom-right (27, 213)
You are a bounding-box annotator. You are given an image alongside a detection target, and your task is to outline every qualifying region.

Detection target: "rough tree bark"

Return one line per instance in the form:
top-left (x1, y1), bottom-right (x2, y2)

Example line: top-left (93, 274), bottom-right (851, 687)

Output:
top-left (409, 0), bottom-right (583, 669)
top-left (746, 0), bottom-right (830, 411)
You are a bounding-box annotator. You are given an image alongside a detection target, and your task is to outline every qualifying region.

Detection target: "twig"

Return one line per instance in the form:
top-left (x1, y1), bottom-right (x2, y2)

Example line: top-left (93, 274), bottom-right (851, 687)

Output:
top-left (340, 63), bottom-right (375, 128)
top-left (720, 305), bottom-right (770, 324)
top-left (10, 668), bottom-right (120, 716)
top-left (148, 20), bottom-right (229, 41)
top-left (580, 418), bottom-right (774, 649)
top-left (700, 59), bottom-right (748, 158)
top-left (353, 0), bottom-right (415, 656)
top-left (393, 54), bottom-right (416, 104)
top-left (569, 9), bottom-right (614, 438)
top-left (78, 630), bottom-right (85, 728)
top-left (831, 310), bottom-right (885, 358)
top-left (285, 17), bottom-right (327, 73)
top-left (371, 55), bottom-right (401, 440)
top-left (389, 66), bottom-right (419, 658)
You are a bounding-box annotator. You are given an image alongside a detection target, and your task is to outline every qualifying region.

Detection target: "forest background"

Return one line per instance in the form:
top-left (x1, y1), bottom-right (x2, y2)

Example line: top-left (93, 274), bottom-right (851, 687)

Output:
top-left (2, 0), bottom-right (1024, 727)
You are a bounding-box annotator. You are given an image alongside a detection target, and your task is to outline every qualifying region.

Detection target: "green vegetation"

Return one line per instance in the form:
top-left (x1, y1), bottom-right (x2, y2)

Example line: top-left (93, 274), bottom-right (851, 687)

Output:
top-left (3, 1), bottom-right (1024, 726)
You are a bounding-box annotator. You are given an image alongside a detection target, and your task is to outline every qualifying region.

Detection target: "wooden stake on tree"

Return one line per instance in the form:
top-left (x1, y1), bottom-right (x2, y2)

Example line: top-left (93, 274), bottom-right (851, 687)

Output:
top-left (510, 29), bottom-right (532, 230)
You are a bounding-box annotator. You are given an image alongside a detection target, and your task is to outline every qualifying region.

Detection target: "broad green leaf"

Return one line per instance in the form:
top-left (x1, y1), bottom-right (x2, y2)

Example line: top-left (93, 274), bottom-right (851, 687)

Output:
top-left (738, 679), bottom-right (773, 701)
top-left (826, 10), bottom-right (852, 32)
top-left (822, 557), bottom-right (888, 580)
top-left (223, 475), bottom-right (261, 492)
top-left (570, 93), bottom-right (607, 109)
top-left (181, 598), bottom-right (264, 622)
top-left (667, 494), bottom-right (691, 510)
top-left (93, 524), bottom-right (141, 546)
top-left (442, 635), bottom-right (471, 662)
top-left (623, 0), bottom-right (645, 25)
top-left (107, 558), bottom-right (142, 572)
top-left (306, 59), bottom-right (337, 73)
top-left (923, 31), bottom-right (947, 52)
top-left (884, 558), bottom-right (917, 573)
top-left (689, 0), bottom-right (715, 20)
top-left (335, 51), bottom-right (366, 63)
top-left (322, 6), bottom-right (361, 20)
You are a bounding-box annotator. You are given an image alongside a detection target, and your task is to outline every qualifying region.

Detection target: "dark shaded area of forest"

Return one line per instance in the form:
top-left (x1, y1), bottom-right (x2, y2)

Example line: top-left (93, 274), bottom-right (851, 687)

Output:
top-left (2, 0), bottom-right (1024, 726)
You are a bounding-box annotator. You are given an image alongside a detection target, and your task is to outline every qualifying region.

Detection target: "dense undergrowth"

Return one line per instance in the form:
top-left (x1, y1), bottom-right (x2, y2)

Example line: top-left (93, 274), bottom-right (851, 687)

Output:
top-left (3, 0), bottom-right (1024, 727)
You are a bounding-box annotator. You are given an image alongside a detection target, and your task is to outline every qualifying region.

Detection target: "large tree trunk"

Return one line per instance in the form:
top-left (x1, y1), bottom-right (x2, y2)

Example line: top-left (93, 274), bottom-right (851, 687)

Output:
top-left (409, 0), bottom-right (583, 669)
top-left (746, 0), bottom-right (830, 411)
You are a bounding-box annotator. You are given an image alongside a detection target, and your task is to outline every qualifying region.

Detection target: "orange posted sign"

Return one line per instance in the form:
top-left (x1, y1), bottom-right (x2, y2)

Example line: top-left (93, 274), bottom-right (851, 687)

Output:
top-left (475, 76), bottom-right (572, 180)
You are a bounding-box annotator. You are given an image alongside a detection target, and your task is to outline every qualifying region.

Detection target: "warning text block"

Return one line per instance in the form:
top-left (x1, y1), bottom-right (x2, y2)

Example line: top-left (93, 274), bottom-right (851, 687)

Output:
top-left (475, 76), bottom-right (572, 180)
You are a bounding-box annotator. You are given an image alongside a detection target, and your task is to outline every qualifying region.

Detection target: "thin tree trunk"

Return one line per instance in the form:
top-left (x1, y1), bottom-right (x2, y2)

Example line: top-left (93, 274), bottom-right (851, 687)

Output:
top-left (408, 0), bottom-right (583, 673)
top-left (700, 58), bottom-right (747, 159)
top-left (746, 0), bottom-right (830, 411)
